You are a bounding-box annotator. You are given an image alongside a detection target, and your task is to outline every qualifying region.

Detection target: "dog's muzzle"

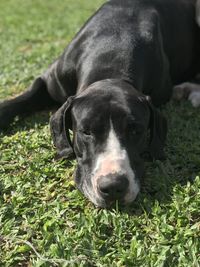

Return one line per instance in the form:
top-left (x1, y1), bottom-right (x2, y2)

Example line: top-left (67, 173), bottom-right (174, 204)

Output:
top-left (97, 173), bottom-right (129, 202)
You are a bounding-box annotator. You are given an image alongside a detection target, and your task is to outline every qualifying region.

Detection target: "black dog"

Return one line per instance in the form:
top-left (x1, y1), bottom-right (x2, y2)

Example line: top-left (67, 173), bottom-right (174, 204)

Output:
top-left (1, 0), bottom-right (200, 207)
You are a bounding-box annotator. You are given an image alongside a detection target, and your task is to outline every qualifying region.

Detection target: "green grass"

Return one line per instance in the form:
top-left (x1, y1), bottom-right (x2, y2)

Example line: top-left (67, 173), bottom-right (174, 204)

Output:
top-left (0, 0), bottom-right (200, 266)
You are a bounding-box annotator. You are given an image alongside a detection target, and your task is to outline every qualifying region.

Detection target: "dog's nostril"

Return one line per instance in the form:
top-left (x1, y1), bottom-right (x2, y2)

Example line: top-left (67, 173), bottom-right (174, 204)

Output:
top-left (98, 175), bottom-right (129, 200)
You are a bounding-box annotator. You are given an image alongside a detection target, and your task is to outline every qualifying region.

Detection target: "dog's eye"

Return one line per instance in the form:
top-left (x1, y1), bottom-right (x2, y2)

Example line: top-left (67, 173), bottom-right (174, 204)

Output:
top-left (80, 129), bottom-right (91, 136)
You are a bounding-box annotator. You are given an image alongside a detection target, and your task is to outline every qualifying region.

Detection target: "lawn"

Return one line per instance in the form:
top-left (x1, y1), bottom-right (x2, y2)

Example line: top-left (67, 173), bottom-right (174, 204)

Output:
top-left (0, 0), bottom-right (200, 266)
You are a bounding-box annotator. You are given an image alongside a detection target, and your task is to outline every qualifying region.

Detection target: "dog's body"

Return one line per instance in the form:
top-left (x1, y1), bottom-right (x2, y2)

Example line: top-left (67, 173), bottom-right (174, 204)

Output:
top-left (44, 0), bottom-right (199, 105)
top-left (1, 0), bottom-right (200, 207)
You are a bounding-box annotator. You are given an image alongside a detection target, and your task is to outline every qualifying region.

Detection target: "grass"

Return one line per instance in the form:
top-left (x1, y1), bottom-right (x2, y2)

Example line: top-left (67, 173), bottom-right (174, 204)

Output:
top-left (0, 0), bottom-right (200, 266)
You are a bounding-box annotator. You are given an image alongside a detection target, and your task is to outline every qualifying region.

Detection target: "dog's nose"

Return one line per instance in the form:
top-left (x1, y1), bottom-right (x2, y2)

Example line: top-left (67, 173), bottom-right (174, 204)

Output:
top-left (97, 174), bottom-right (129, 200)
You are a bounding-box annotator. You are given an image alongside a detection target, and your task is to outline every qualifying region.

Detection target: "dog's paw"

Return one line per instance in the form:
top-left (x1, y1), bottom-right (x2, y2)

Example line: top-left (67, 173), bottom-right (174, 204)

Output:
top-left (172, 83), bottom-right (191, 101)
top-left (173, 82), bottom-right (200, 107)
top-left (188, 91), bottom-right (200, 108)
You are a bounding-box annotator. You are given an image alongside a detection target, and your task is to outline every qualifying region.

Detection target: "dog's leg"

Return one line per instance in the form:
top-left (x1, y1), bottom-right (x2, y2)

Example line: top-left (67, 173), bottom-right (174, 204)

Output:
top-left (0, 77), bottom-right (56, 130)
top-left (173, 82), bottom-right (200, 107)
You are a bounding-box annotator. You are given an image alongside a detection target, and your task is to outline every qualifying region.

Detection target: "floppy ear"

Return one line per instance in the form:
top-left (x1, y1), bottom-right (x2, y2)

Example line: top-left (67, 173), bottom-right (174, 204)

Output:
top-left (147, 99), bottom-right (167, 160)
top-left (50, 96), bottom-right (75, 160)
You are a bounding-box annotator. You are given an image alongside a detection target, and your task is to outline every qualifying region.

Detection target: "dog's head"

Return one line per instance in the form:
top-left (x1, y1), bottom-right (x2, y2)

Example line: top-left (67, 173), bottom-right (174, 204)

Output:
top-left (50, 80), bottom-right (167, 207)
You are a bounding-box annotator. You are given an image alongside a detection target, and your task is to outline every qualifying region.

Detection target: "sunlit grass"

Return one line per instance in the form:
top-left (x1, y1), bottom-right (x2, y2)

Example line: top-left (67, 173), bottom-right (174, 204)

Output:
top-left (0, 0), bottom-right (200, 266)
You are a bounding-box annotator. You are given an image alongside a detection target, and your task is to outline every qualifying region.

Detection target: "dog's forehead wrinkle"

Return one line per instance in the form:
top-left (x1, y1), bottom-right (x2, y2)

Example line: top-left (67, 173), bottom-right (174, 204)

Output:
top-left (75, 83), bottom-right (131, 108)
top-left (73, 92), bottom-right (133, 133)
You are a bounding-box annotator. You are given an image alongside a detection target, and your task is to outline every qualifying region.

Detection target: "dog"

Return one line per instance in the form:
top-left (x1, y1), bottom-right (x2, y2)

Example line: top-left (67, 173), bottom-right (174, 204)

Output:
top-left (1, 0), bottom-right (200, 208)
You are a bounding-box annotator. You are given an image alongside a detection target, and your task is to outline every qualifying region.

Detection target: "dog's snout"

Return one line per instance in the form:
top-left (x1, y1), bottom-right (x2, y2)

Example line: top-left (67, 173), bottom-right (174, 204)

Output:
top-left (97, 174), bottom-right (129, 200)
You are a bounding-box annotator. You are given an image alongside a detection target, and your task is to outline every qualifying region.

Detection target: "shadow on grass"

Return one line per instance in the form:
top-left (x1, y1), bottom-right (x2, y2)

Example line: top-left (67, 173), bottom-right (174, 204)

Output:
top-left (0, 109), bottom-right (54, 137)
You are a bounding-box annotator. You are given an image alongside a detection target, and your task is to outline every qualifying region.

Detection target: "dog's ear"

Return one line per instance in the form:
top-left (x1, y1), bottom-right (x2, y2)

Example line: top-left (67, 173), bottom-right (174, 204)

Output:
top-left (147, 97), bottom-right (167, 160)
top-left (50, 96), bottom-right (75, 160)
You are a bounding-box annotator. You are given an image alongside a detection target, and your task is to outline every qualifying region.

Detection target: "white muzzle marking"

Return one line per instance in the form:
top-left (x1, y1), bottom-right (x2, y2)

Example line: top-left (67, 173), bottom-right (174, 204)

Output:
top-left (90, 122), bottom-right (140, 204)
